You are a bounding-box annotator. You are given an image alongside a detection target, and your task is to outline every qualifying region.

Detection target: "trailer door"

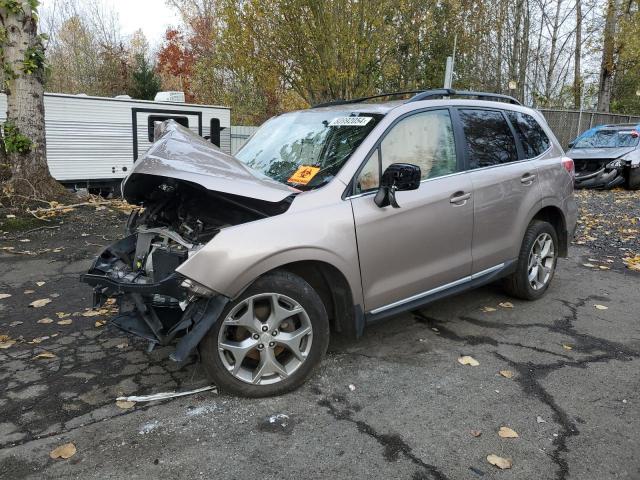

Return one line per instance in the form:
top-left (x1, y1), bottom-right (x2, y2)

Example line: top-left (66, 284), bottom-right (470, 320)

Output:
top-left (132, 108), bottom-right (202, 161)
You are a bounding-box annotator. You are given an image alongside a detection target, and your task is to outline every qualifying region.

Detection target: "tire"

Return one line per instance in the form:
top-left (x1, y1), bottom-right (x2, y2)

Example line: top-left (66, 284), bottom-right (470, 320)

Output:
top-left (503, 220), bottom-right (558, 301)
top-left (625, 168), bottom-right (640, 191)
top-left (200, 270), bottom-right (329, 397)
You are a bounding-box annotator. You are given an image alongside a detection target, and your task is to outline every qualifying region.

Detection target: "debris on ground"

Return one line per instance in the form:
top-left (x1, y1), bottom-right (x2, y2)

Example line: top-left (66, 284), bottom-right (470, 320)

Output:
top-left (498, 426), bottom-right (519, 438)
top-left (116, 385), bottom-right (216, 403)
top-left (458, 356), bottom-right (480, 366)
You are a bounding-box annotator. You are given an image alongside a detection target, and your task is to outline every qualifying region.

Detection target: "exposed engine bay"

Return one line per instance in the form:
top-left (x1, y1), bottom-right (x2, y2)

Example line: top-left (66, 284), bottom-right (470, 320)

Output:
top-left (82, 177), bottom-right (293, 362)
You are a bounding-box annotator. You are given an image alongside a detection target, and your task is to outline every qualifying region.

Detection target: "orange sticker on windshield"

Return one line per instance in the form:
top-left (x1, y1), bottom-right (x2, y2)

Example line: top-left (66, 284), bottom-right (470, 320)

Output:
top-left (288, 166), bottom-right (320, 185)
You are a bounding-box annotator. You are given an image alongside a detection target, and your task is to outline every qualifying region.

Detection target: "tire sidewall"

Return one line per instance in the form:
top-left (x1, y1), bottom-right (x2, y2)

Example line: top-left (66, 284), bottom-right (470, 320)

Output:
top-left (200, 270), bottom-right (329, 397)
top-left (517, 221), bottom-right (559, 300)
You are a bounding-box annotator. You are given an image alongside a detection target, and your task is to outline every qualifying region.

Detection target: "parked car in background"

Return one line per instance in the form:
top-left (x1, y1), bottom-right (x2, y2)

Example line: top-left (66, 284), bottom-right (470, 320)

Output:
top-left (82, 89), bottom-right (577, 397)
top-left (566, 123), bottom-right (640, 190)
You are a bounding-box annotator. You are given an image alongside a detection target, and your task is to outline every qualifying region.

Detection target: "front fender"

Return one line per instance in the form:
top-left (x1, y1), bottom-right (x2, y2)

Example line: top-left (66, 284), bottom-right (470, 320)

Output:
top-left (176, 199), bottom-right (363, 306)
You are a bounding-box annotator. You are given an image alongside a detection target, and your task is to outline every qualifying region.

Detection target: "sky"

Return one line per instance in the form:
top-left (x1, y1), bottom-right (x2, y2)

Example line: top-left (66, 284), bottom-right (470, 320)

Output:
top-left (41, 0), bottom-right (180, 47)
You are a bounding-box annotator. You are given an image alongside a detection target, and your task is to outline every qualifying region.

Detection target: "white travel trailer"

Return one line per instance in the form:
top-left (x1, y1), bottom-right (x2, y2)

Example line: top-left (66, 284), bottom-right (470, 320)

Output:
top-left (0, 92), bottom-right (231, 193)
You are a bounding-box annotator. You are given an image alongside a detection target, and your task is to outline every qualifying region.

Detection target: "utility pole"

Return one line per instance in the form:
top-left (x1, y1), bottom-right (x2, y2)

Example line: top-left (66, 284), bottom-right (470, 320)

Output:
top-left (443, 34), bottom-right (457, 89)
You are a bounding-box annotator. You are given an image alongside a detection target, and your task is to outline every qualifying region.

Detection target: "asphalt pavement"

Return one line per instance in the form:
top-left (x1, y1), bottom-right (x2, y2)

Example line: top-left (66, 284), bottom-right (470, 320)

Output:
top-left (1, 243), bottom-right (639, 480)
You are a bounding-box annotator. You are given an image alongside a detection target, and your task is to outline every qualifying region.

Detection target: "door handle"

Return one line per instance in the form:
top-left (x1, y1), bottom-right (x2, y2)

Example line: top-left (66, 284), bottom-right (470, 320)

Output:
top-left (450, 191), bottom-right (471, 204)
top-left (521, 173), bottom-right (537, 185)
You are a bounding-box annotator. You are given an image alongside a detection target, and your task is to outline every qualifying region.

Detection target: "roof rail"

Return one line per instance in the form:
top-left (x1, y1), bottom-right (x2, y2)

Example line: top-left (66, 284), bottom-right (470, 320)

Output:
top-left (312, 88), bottom-right (521, 108)
top-left (408, 89), bottom-right (522, 105)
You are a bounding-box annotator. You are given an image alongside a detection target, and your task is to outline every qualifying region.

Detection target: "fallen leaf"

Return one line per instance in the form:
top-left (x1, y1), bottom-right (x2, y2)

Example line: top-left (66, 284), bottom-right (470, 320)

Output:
top-left (9, 321), bottom-right (23, 327)
top-left (82, 310), bottom-right (102, 317)
top-left (95, 320), bottom-right (106, 327)
top-left (0, 293), bottom-right (12, 300)
top-left (498, 302), bottom-right (514, 308)
top-left (470, 430), bottom-right (482, 437)
top-left (498, 426), bottom-right (519, 438)
top-left (57, 319), bottom-right (73, 326)
top-left (19, 238), bottom-right (30, 243)
top-left (49, 443), bottom-right (76, 459)
top-left (55, 312), bottom-right (70, 319)
top-left (487, 454), bottom-right (512, 470)
top-left (37, 317), bottom-right (54, 324)
top-left (34, 351), bottom-right (56, 359)
top-left (116, 400), bottom-right (136, 409)
top-left (23, 290), bottom-right (35, 294)
top-left (562, 344), bottom-right (573, 350)
top-left (598, 266), bottom-right (610, 270)
top-left (6, 214), bottom-right (15, 218)
top-left (36, 281), bottom-right (46, 287)
top-left (29, 336), bottom-right (50, 344)
top-left (29, 298), bottom-right (51, 308)
top-left (115, 342), bottom-right (128, 349)
top-left (499, 370), bottom-right (514, 379)
top-left (481, 306), bottom-right (497, 313)
top-left (594, 304), bottom-right (608, 310)
top-left (0, 339), bottom-right (16, 349)
top-left (582, 263), bottom-right (595, 268)
top-left (536, 416), bottom-right (547, 423)
top-left (458, 355), bottom-right (480, 366)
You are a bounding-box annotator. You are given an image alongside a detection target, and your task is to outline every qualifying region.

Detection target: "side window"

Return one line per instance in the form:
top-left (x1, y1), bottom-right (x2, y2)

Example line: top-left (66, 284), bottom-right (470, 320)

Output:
top-left (355, 149), bottom-right (380, 194)
top-left (458, 109), bottom-right (518, 168)
top-left (354, 110), bottom-right (457, 194)
top-left (506, 111), bottom-right (550, 158)
top-left (380, 109), bottom-right (457, 180)
top-left (147, 115), bottom-right (189, 141)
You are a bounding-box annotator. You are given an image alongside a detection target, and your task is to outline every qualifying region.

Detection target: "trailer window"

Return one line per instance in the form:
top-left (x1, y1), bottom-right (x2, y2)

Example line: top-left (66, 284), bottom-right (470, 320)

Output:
top-left (148, 115), bottom-right (189, 141)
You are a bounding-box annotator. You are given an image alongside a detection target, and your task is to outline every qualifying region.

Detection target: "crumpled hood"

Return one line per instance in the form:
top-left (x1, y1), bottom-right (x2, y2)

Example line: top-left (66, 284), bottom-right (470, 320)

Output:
top-left (122, 120), bottom-right (299, 203)
top-left (567, 147), bottom-right (635, 161)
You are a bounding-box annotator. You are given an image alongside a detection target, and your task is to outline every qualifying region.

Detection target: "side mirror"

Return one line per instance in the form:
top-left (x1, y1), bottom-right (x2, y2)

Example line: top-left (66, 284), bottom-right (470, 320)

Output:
top-left (567, 141), bottom-right (575, 149)
top-left (374, 163), bottom-right (421, 208)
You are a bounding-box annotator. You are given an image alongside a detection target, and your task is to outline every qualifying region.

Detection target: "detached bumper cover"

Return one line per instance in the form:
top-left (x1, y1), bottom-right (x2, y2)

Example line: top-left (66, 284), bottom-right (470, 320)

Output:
top-left (574, 166), bottom-right (625, 189)
top-left (81, 240), bottom-right (228, 362)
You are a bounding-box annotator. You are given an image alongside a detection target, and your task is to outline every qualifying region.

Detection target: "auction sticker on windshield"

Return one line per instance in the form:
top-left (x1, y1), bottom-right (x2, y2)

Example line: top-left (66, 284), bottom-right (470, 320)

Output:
top-left (329, 116), bottom-right (373, 127)
top-left (288, 165), bottom-right (321, 185)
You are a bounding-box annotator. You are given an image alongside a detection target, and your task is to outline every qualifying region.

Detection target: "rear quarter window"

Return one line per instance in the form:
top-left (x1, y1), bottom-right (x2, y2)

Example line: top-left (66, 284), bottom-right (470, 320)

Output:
top-left (506, 111), bottom-right (550, 158)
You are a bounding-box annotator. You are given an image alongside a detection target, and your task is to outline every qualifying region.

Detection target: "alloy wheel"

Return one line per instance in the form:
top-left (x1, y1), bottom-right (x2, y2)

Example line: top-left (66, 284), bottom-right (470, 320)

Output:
top-left (527, 232), bottom-right (556, 290)
top-left (217, 293), bottom-right (313, 385)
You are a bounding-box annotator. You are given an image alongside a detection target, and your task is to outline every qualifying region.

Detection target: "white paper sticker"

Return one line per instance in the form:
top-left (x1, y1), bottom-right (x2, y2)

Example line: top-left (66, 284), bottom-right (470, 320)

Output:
top-left (329, 116), bottom-right (373, 127)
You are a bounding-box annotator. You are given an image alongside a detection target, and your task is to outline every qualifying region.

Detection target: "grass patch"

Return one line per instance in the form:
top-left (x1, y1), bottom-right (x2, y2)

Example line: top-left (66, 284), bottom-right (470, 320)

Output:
top-left (0, 214), bottom-right (48, 233)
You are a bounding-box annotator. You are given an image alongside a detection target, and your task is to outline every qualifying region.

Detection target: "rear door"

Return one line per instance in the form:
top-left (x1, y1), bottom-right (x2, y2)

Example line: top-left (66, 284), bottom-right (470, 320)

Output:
top-left (350, 108), bottom-right (473, 314)
top-left (456, 108), bottom-right (542, 274)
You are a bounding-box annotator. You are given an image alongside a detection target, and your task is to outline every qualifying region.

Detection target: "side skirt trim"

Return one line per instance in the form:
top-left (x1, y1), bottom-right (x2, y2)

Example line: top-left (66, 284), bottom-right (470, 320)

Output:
top-left (365, 260), bottom-right (516, 324)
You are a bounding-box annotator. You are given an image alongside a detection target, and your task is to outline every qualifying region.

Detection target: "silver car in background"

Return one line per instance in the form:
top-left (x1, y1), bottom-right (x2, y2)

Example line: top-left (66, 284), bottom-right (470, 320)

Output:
top-left (83, 89), bottom-right (577, 397)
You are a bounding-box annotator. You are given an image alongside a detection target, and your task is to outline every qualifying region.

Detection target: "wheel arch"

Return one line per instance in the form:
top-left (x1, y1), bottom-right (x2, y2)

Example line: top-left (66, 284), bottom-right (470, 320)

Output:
top-left (530, 205), bottom-right (568, 257)
top-left (266, 260), bottom-right (361, 340)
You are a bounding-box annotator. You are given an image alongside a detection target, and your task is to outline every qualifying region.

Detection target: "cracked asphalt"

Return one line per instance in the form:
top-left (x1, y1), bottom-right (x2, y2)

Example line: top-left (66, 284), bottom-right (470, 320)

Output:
top-left (1, 206), bottom-right (640, 479)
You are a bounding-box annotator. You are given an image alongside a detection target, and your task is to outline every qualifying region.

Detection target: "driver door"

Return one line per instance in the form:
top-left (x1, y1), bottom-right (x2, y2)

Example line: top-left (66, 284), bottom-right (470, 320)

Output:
top-left (349, 109), bottom-right (473, 314)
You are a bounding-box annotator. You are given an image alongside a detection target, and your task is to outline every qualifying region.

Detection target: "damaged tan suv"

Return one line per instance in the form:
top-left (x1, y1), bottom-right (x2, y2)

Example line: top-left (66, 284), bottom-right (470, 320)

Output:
top-left (82, 89), bottom-right (577, 397)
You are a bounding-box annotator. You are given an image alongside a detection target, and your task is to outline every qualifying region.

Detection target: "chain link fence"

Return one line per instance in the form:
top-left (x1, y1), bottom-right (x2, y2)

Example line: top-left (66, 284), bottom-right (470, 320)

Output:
top-left (539, 109), bottom-right (640, 149)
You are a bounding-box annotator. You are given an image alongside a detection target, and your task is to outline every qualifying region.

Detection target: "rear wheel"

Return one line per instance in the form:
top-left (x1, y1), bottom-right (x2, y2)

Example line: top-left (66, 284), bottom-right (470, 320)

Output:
top-left (200, 270), bottom-right (329, 397)
top-left (503, 220), bottom-right (558, 300)
top-left (625, 168), bottom-right (640, 190)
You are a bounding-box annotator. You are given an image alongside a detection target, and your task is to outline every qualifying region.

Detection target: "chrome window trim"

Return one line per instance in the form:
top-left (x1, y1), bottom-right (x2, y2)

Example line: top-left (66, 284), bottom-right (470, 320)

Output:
top-left (368, 263), bottom-right (505, 315)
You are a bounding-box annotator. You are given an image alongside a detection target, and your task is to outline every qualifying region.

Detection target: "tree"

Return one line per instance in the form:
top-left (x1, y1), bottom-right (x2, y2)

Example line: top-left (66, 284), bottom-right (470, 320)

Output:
top-left (0, 0), bottom-right (64, 201)
top-left (128, 53), bottom-right (161, 100)
top-left (597, 0), bottom-right (618, 111)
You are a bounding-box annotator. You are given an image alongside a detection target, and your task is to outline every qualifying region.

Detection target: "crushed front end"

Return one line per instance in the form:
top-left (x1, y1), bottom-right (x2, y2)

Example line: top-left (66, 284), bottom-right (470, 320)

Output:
top-left (82, 208), bottom-right (229, 362)
top-left (80, 120), bottom-right (296, 362)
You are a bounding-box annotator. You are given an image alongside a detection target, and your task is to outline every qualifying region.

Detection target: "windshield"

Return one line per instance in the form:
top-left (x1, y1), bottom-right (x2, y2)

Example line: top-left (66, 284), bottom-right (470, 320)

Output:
top-left (235, 110), bottom-right (383, 189)
top-left (574, 129), bottom-right (640, 148)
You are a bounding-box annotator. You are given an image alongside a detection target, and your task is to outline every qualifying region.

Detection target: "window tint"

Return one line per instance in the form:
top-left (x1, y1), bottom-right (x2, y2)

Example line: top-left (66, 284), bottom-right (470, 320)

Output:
top-left (459, 109), bottom-right (518, 168)
top-left (354, 110), bottom-right (457, 194)
top-left (148, 115), bottom-right (189, 141)
top-left (507, 111), bottom-right (550, 158)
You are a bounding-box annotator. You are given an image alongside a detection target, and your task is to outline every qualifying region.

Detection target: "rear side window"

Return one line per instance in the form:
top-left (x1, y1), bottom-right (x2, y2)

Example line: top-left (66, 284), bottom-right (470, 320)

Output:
top-left (459, 109), bottom-right (518, 168)
top-left (507, 111), bottom-right (550, 158)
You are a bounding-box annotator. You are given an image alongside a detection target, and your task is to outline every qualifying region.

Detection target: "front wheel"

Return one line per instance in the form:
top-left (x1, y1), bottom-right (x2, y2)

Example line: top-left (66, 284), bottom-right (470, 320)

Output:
top-left (503, 220), bottom-right (558, 300)
top-left (200, 270), bottom-right (329, 397)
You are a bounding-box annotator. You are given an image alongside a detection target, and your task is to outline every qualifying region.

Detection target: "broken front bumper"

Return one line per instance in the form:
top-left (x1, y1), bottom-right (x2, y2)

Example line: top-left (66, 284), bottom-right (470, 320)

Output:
top-left (81, 236), bottom-right (228, 362)
top-left (574, 166), bottom-right (625, 189)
